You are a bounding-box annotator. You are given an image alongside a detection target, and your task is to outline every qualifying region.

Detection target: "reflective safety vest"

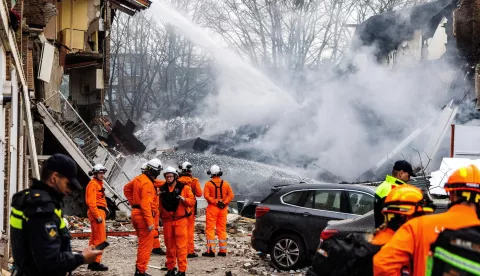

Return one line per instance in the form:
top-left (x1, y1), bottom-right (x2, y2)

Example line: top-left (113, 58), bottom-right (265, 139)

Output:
top-left (9, 180), bottom-right (81, 276)
top-left (426, 225), bottom-right (480, 276)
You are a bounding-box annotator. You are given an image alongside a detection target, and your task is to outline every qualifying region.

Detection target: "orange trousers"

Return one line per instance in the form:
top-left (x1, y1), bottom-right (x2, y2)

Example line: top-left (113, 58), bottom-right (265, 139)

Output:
top-left (205, 205), bottom-right (228, 253)
top-left (87, 209), bottom-right (106, 263)
top-left (187, 213), bottom-right (196, 254)
top-left (132, 210), bottom-right (155, 273)
top-left (163, 218), bottom-right (188, 272)
top-left (153, 211), bottom-right (161, 249)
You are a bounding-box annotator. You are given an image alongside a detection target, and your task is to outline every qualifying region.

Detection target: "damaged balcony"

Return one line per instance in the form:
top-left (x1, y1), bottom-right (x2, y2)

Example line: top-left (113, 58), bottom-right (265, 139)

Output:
top-left (111, 0), bottom-right (152, 16)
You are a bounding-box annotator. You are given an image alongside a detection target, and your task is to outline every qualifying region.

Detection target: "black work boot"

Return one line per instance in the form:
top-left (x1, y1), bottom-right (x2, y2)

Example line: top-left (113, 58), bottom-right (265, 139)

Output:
top-left (166, 269), bottom-right (176, 276)
top-left (152, 247), bottom-right (167, 255)
top-left (187, 253), bottom-right (198, 258)
top-left (202, 251), bottom-right (215, 257)
top-left (161, 263), bottom-right (172, 271)
top-left (88, 262), bottom-right (109, 271)
top-left (175, 272), bottom-right (186, 276)
top-left (217, 252), bottom-right (227, 257)
top-left (134, 267), bottom-right (152, 276)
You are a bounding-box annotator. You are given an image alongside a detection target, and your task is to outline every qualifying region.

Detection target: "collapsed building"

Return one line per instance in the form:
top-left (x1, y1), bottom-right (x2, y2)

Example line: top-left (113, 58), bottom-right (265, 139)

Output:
top-left (0, 0), bottom-right (151, 267)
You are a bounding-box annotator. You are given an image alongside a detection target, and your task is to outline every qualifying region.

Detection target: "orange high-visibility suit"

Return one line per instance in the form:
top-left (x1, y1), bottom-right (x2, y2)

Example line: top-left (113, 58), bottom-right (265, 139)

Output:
top-left (203, 177), bottom-right (234, 253)
top-left (373, 204), bottom-right (480, 276)
top-left (159, 181), bottom-right (195, 272)
top-left (86, 178), bottom-right (107, 263)
top-left (123, 175), bottom-right (140, 206)
top-left (125, 174), bottom-right (156, 274)
top-left (370, 228), bottom-right (395, 246)
top-left (178, 175), bottom-right (202, 254)
top-left (153, 179), bottom-right (165, 249)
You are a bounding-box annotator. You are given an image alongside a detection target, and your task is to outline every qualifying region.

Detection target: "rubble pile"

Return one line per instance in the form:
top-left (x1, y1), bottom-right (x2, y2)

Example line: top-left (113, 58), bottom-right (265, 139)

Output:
top-left (65, 215), bottom-right (134, 235)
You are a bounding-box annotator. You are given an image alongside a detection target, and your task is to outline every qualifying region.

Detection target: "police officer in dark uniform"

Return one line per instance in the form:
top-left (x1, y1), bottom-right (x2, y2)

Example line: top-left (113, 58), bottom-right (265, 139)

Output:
top-left (10, 154), bottom-right (102, 276)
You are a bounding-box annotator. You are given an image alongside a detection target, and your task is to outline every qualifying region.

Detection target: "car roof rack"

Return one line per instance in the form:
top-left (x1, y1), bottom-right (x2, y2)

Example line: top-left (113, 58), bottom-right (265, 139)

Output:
top-left (271, 184), bottom-right (291, 192)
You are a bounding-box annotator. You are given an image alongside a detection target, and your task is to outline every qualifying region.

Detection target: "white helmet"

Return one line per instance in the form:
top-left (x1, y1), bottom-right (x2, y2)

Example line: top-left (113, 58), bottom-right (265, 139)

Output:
top-left (146, 158), bottom-right (163, 172)
top-left (89, 164), bottom-right (107, 175)
top-left (163, 166), bottom-right (178, 177)
top-left (179, 161), bottom-right (193, 172)
top-left (207, 165), bottom-right (222, 177)
top-left (140, 162), bottom-right (147, 173)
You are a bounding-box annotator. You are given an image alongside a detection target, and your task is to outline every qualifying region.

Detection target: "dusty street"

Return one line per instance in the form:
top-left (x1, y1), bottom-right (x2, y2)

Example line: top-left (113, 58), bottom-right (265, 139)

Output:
top-left (70, 216), bottom-right (307, 276)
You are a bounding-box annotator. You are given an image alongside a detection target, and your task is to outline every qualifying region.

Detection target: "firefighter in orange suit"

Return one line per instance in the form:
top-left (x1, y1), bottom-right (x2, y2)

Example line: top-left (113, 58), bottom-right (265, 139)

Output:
top-left (85, 164), bottom-right (109, 271)
top-left (178, 161), bottom-right (203, 258)
top-left (202, 165), bottom-right (234, 257)
top-left (159, 166), bottom-right (195, 276)
top-left (124, 158), bottom-right (162, 276)
top-left (152, 176), bottom-right (166, 255)
top-left (373, 164), bottom-right (480, 276)
top-left (124, 163), bottom-right (146, 207)
top-left (371, 185), bottom-right (434, 247)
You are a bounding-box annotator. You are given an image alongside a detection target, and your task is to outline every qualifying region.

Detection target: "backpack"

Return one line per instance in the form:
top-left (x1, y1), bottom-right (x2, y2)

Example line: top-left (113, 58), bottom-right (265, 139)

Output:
top-left (426, 226), bottom-right (480, 276)
top-left (306, 233), bottom-right (381, 276)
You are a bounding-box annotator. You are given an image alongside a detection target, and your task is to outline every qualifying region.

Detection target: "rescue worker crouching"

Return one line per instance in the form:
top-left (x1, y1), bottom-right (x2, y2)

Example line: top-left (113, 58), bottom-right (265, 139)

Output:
top-left (127, 158), bottom-right (163, 276)
top-left (10, 154), bottom-right (102, 276)
top-left (85, 164), bottom-right (109, 271)
top-left (177, 161), bottom-right (203, 258)
top-left (374, 160), bottom-right (416, 228)
top-left (373, 164), bottom-right (480, 276)
top-left (159, 166), bottom-right (196, 276)
top-left (202, 165), bottom-right (234, 257)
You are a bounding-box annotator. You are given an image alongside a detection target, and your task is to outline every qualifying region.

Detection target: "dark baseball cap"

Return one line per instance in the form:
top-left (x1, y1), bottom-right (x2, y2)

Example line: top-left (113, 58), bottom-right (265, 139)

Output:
top-left (43, 154), bottom-right (82, 190)
top-left (393, 160), bottom-right (416, 177)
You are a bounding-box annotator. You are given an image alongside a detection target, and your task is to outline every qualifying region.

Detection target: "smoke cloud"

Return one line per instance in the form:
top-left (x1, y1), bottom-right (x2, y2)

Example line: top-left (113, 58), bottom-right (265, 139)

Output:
top-left (145, 1), bottom-right (459, 181)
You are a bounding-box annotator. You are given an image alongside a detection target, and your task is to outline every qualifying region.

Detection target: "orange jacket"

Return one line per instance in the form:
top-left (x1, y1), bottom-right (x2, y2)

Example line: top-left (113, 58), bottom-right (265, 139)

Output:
top-left (123, 175), bottom-right (143, 206)
top-left (159, 181), bottom-right (195, 222)
top-left (128, 174), bottom-right (156, 226)
top-left (203, 177), bottom-right (234, 205)
top-left (85, 178), bottom-right (107, 219)
top-left (178, 175), bottom-right (202, 197)
top-left (373, 204), bottom-right (480, 276)
top-left (371, 228), bottom-right (395, 246)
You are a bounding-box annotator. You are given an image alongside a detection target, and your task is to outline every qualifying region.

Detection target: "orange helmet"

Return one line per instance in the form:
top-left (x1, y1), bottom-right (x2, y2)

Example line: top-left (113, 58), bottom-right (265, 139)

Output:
top-left (445, 164), bottom-right (480, 194)
top-left (382, 185), bottom-right (435, 216)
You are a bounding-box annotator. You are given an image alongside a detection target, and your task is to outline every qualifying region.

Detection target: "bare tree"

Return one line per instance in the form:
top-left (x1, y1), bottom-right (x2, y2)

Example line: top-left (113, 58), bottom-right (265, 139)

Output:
top-left (106, 4), bottom-right (212, 124)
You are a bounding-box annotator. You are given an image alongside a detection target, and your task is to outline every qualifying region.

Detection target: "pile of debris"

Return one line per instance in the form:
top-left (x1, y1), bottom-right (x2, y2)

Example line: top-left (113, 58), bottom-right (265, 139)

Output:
top-left (65, 215), bottom-right (135, 237)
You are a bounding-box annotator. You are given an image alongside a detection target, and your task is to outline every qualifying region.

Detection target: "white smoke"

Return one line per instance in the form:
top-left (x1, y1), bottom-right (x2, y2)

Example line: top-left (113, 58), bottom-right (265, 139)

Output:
top-left (144, 1), bottom-right (458, 181)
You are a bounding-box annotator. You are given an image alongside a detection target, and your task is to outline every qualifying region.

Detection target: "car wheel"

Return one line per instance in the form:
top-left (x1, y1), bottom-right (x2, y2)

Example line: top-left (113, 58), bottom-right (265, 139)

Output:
top-left (270, 233), bottom-right (305, 270)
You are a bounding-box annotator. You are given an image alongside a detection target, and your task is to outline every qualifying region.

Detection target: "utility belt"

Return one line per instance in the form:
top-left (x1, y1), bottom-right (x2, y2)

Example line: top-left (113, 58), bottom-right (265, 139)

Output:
top-left (132, 205), bottom-right (156, 217)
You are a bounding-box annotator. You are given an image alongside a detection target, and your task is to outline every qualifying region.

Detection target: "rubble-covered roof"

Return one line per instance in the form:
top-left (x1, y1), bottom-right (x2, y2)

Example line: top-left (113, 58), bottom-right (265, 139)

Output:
top-left (352, 0), bottom-right (453, 57)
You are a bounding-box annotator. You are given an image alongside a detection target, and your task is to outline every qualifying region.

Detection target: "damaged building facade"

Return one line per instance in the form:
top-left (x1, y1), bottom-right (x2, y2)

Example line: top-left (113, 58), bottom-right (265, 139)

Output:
top-left (351, 0), bottom-right (480, 181)
top-left (0, 0), bottom-right (151, 268)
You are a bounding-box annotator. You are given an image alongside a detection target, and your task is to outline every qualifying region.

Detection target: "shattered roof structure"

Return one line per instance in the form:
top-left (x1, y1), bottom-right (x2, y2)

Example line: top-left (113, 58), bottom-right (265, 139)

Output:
top-left (352, 0), bottom-right (454, 57)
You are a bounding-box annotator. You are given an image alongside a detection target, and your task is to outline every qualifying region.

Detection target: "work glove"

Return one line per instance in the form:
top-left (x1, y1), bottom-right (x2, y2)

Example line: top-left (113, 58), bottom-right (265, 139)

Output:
top-left (148, 225), bottom-right (154, 232)
top-left (217, 201), bottom-right (226, 209)
top-left (96, 217), bottom-right (103, 223)
top-left (177, 195), bottom-right (185, 201)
